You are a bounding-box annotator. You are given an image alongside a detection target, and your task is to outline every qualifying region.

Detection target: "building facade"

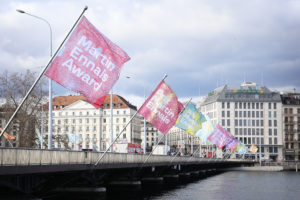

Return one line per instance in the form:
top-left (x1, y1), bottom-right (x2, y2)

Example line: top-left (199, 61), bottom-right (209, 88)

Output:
top-left (44, 95), bottom-right (142, 151)
top-left (200, 82), bottom-right (283, 161)
top-left (281, 92), bottom-right (300, 161)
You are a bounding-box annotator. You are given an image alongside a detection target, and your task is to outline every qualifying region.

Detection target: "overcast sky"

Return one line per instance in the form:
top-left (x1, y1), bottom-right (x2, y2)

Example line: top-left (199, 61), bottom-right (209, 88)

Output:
top-left (1, 0), bottom-right (300, 107)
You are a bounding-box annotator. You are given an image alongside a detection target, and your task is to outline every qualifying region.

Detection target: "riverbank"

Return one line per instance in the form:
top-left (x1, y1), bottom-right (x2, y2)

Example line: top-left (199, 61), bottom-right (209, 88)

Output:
top-left (227, 166), bottom-right (284, 172)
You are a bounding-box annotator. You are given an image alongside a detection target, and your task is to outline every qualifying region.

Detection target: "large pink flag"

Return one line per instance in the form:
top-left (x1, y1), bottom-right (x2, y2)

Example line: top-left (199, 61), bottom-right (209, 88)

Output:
top-left (45, 16), bottom-right (130, 108)
top-left (138, 80), bottom-right (183, 134)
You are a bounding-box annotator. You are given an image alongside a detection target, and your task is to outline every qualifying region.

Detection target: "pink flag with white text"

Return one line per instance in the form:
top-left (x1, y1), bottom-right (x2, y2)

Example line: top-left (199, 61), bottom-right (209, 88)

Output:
top-left (208, 124), bottom-right (232, 149)
top-left (138, 80), bottom-right (183, 134)
top-left (45, 16), bottom-right (130, 108)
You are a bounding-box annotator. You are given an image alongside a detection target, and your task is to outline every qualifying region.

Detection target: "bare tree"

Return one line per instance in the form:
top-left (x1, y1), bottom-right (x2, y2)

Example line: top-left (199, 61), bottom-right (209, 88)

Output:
top-left (0, 69), bottom-right (47, 148)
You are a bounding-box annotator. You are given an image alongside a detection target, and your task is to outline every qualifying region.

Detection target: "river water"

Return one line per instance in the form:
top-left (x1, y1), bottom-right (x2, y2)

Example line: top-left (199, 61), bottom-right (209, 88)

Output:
top-left (3, 171), bottom-right (300, 200)
top-left (146, 171), bottom-right (300, 200)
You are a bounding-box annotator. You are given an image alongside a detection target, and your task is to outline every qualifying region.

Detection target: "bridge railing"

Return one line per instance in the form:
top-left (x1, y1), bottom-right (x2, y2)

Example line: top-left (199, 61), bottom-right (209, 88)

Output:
top-left (0, 147), bottom-right (233, 166)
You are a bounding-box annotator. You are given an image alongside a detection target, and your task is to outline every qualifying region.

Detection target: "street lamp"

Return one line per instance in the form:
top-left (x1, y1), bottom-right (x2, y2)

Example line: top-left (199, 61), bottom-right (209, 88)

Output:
top-left (126, 76), bottom-right (147, 154)
top-left (17, 9), bottom-right (53, 150)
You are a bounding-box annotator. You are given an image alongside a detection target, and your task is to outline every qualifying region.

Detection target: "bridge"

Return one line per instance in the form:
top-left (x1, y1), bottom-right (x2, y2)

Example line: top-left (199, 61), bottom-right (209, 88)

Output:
top-left (0, 147), bottom-right (254, 198)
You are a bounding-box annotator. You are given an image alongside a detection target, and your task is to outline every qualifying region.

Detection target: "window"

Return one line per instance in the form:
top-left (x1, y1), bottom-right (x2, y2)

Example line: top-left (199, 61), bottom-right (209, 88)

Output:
top-left (248, 103), bottom-right (250, 109)
top-left (239, 111), bottom-right (242, 117)
top-left (260, 103), bottom-right (263, 109)
top-left (261, 138), bottom-right (264, 144)
top-left (227, 111), bottom-right (230, 117)
top-left (235, 102), bottom-right (238, 109)
top-left (239, 120), bottom-right (242, 126)
top-left (252, 111), bottom-right (255, 118)
top-left (103, 118), bottom-right (106, 123)
top-left (274, 103), bottom-right (277, 109)
top-left (123, 118), bottom-right (126, 123)
top-left (87, 111), bottom-right (89, 115)
top-left (235, 128), bottom-right (238, 135)
top-left (256, 103), bottom-right (259, 109)
top-left (79, 119), bottom-right (82, 124)
top-left (274, 120), bottom-right (277, 127)
top-left (274, 147), bottom-right (278, 153)
top-left (269, 138), bottom-right (272, 145)
top-left (261, 128), bottom-right (264, 135)
top-left (235, 120), bottom-right (238, 126)
top-left (227, 102), bottom-right (230, 109)
top-left (86, 126), bottom-right (90, 132)
top-left (58, 120), bottom-right (61, 124)
top-left (261, 111), bottom-right (264, 118)
top-left (248, 111), bottom-right (251, 118)
top-left (222, 119), bottom-right (225, 126)
top-left (227, 119), bottom-right (230, 126)
top-left (269, 120), bottom-right (272, 126)
top-left (123, 134), bottom-right (126, 139)
top-left (269, 129), bottom-right (272, 136)
top-left (256, 120), bottom-right (259, 126)
top-left (222, 111), bottom-right (225, 117)
top-left (252, 120), bottom-right (255, 126)
top-left (244, 103), bottom-right (246, 109)
top-left (93, 126), bottom-right (96, 131)
top-left (274, 138), bottom-right (277, 145)
top-left (239, 102), bottom-right (242, 109)
top-left (222, 102), bottom-right (225, 109)
top-left (274, 111), bottom-right (277, 118)
top-left (116, 118), bottom-right (119, 123)
top-left (86, 118), bottom-right (89, 123)
top-left (261, 120), bottom-right (264, 126)
top-left (256, 111), bottom-right (259, 118)
top-left (235, 111), bottom-right (238, 117)
top-left (248, 128), bottom-right (251, 135)
top-left (244, 119), bottom-right (247, 126)
top-left (268, 103), bottom-right (271, 109)
top-left (244, 111), bottom-right (247, 117)
top-left (94, 119), bottom-right (96, 123)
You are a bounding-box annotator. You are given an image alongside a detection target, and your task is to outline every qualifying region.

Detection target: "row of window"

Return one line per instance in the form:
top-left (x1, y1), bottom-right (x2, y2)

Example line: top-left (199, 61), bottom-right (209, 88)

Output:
top-left (53, 109), bottom-right (127, 117)
top-left (234, 128), bottom-right (278, 136)
top-left (230, 119), bottom-right (277, 127)
top-left (222, 102), bottom-right (277, 110)
top-left (238, 137), bottom-right (278, 145)
top-left (284, 108), bottom-right (300, 114)
top-left (53, 117), bottom-right (127, 124)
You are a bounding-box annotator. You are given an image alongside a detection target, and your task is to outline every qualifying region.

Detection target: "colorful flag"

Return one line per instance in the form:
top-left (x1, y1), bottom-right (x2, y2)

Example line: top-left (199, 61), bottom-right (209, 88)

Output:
top-left (45, 16), bottom-right (130, 108)
top-left (235, 141), bottom-right (248, 154)
top-left (207, 124), bottom-right (232, 149)
top-left (195, 115), bottom-right (215, 142)
top-left (67, 132), bottom-right (83, 143)
top-left (225, 136), bottom-right (239, 150)
top-left (249, 144), bottom-right (258, 154)
top-left (138, 80), bottom-right (183, 134)
top-left (175, 102), bottom-right (206, 135)
top-left (0, 128), bottom-right (15, 140)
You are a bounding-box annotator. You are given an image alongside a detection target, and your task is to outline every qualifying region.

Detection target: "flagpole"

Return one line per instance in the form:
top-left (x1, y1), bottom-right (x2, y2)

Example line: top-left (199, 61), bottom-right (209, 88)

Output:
top-left (142, 98), bottom-right (192, 166)
top-left (94, 111), bottom-right (139, 165)
top-left (0, 6), bottom-right (88, 140)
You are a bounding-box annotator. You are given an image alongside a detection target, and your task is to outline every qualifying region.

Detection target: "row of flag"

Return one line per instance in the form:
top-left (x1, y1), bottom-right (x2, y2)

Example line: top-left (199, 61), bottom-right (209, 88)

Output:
top-left (38, 13), bottom-right (258, 155)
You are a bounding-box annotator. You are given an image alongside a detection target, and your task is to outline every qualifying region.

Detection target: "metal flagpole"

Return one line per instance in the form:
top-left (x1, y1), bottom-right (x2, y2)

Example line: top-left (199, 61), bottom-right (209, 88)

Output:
top-left (0, 6), bottom-right (88, 139)
top-left (95, 111), bottom-right (139, 165)
top-left (110, 89), bottom-right (113, 152)
top-left (142, 98), bottom-right (192, 166)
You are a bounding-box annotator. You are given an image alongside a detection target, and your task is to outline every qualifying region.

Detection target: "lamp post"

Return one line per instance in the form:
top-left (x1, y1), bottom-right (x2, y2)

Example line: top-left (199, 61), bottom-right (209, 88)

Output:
top-left (17, 9), bottom-right (53, 150)
top-left (126, 76), bottom-right (147, 154)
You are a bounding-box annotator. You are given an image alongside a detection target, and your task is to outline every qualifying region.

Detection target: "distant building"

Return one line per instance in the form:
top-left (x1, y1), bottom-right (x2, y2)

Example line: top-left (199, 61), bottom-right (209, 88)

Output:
top-left (44, 94), bottom-right (142, 151)
top-left (141, 121), bottom-right (159, 153)
top-left (281, 91), bottom-right (300, 161)
top-left (200, 82), bottom-right (283, 161)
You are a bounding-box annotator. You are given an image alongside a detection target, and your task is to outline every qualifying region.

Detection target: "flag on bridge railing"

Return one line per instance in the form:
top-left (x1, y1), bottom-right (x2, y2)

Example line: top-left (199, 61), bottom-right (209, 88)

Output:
top-left (195, 115), bottom-right (215, 142)
top-left (249, 144), bottom-right (258, 154)
top-left (207, 124), bottom-right (232, 149)
top-left (225, 136), bottom-right (239, 150)
top-left (175, 102), bottom-right (206, 135)
top-left (0, 128), bottom-right (15, 140)
top-left (67, 132), bottom-right (83, 143)
top-left (138, 80), bottom-right (183, 134)
top-left (45, 16), bottom-right (130, 108)
top-left (235, 141), bottom-right (248, 154)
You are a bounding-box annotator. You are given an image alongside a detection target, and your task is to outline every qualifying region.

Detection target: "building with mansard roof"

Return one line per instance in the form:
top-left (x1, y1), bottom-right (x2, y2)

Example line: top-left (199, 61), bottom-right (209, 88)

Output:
top-left (43, 94), bottom-right (142, 151)
top-left (199, 82), bottom-right (283, 161)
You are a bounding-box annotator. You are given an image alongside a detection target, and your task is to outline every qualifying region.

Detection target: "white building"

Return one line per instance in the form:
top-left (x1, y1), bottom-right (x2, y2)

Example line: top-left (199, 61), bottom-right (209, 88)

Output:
top-left (200, 82), bottom-right (283, 161)
top-left (46, 95), bottom-right (142, 151)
